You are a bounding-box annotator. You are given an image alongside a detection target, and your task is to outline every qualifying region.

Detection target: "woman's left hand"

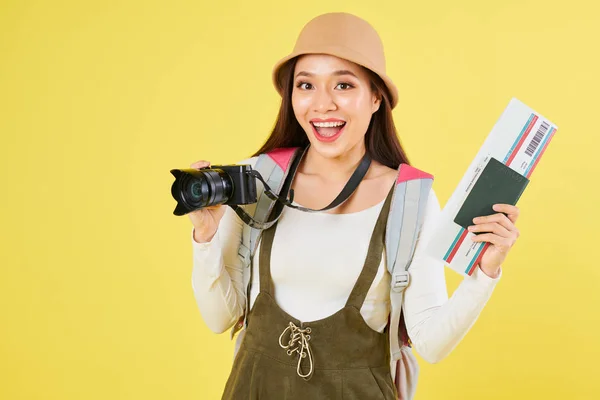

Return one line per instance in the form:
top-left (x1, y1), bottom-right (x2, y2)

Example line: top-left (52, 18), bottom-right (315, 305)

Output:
top-left (468, 204), bottom-right (521, 278)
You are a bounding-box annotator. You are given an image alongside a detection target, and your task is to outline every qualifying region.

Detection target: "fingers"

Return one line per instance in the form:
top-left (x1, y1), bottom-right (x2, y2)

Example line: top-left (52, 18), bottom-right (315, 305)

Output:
top-left (473, 206), bottom-right (520, 236)
top-left (472, 213), bottom-right (513, 233)
top-left (492, 204), bottom-right (520, 224)
top-left (468, 222), bottom-right (511, 237)
top-left (471, 232), bottom-right (514, 253)
top-left (469, 204), bottom-right (521, 256)
top-left (190, 160), bottom-right (211, 169)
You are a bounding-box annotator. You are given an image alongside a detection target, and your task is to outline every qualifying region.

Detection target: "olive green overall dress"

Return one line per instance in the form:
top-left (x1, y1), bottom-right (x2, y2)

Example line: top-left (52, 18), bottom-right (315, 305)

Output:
top-left (222, 187), bottom-right (397, 399)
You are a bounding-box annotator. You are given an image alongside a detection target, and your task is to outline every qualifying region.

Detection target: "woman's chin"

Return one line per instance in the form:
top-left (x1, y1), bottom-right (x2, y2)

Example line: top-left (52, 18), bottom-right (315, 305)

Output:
top-left (307, 139), bottom-right (346, 158)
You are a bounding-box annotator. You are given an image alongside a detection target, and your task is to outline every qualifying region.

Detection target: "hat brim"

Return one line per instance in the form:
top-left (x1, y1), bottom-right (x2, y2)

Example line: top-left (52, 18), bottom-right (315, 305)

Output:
top-left (272, 45), bottom-right (399, 109)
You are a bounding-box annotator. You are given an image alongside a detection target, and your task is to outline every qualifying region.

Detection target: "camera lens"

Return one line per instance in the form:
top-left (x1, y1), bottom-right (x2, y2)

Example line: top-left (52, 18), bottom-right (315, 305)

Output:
top-left (182, 175), bottom-right (209, 208)
top-left (190, 182), bottom-right (202, 200)
top-left (173, 169), bottom-right (233, 213)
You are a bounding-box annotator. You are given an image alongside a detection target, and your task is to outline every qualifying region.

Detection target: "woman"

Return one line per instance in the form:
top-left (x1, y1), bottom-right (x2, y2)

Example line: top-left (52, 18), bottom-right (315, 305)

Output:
top-left (189, 12), bottom-right (519, 399)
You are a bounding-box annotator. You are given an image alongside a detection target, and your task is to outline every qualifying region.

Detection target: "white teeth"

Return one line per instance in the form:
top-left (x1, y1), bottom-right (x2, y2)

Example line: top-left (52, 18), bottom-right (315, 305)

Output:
top-left (312, 121), bottom-right (345, 128)
top-left (318, 131), bottom-right (337, 137)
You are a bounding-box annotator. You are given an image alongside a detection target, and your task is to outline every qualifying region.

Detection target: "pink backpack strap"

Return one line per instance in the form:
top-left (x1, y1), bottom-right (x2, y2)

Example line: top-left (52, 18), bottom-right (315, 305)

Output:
top-left (397, 163), bottom-right (434, 183)
top-left (265, 147), bottom-right (299, 172)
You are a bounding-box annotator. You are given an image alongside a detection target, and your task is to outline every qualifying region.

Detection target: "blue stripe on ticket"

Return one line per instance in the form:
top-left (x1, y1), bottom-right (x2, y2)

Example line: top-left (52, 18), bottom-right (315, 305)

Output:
top-left (466, 242), bottom-right (485, 275)
top-left (504, 113), bottom-right (534, 164)
top-left (444, 229), bottom-right (464, 261)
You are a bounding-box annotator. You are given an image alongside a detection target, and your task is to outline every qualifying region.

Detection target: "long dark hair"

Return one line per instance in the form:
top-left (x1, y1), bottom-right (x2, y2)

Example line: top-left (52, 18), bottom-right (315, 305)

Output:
top-left (252, 57), bottom-right (411, 169)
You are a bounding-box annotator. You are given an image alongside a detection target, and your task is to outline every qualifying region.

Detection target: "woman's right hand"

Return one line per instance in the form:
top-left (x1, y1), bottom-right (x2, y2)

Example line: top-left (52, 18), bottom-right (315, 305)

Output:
top-left (188, 160), bottom-right (227, 243)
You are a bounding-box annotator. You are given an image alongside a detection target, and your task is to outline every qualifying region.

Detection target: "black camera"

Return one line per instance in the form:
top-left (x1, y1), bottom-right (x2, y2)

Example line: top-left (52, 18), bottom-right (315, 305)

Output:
top-left (170, 165), bottom-right (257, 216)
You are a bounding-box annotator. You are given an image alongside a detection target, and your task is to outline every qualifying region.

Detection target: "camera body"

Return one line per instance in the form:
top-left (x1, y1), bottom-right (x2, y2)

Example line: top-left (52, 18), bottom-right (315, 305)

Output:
top-left (170, 164), bottom-right (257, 216)
top-left (211, 164), bottom-right (257, 205)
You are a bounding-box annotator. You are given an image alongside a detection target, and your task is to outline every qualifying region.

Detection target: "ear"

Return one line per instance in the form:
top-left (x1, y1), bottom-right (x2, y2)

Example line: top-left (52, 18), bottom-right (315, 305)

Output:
top-left (371, 91), bottom-right (382, 114)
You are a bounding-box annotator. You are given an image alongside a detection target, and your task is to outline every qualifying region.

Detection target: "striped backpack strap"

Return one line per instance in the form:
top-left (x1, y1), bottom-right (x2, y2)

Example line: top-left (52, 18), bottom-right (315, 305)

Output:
top-left (231, 147), bottom-right (302, 338)
top-left (236, 147), bottom-right (301, 269)
top-left (386, 164), bottom-right (434, 360)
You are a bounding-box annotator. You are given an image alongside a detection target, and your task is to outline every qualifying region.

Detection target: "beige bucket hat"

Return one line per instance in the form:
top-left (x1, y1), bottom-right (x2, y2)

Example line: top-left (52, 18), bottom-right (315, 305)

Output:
top-left (272, 12), bottom-right (399, 109)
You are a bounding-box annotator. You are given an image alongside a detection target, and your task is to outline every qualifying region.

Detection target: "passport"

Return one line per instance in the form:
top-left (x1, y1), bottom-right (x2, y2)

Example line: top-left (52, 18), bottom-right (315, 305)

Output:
top-left (454, 157), bottom-right (529, 231)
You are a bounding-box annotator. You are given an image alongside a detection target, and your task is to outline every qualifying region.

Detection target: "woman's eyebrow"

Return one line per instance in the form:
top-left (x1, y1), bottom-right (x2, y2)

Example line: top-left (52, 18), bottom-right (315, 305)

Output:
top-left (332, 70), bottom-right (358, 78)
top-left (295, 70), bottom-right (359, 79)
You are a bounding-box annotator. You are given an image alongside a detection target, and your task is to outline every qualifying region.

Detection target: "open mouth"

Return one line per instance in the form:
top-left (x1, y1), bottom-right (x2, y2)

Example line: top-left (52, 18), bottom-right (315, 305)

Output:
top-left (310, 121), bottom-right (346, 142)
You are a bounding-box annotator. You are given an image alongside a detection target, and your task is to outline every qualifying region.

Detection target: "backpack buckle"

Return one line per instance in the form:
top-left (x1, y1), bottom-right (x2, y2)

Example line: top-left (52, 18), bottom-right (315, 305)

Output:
top-left (392, 271), bottom-right (410, 292)
top-left (238, 244), bottom-right (251, 267)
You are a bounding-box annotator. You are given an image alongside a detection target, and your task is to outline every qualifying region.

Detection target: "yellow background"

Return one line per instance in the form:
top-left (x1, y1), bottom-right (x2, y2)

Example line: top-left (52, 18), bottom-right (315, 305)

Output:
top-left (1, 0), bottom-right (598, 399)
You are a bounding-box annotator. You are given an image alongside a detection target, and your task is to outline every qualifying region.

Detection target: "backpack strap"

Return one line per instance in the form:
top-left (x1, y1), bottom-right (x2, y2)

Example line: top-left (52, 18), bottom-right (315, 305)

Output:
top-left (237, 147), bottom-right (302, 269)
top-left (230, 147), bottom-right (302, 339)
top-left (386, 164), bottom-right (434, 362)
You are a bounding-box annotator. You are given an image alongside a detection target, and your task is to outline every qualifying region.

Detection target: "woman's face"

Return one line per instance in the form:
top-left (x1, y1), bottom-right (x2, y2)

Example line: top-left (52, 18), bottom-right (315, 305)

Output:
top-left (291, 54), bottom-right (381, 160)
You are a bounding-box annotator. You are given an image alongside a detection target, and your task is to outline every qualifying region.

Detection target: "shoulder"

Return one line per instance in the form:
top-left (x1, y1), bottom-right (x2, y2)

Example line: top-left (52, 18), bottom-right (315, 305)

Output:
top-left (365, 160), bottom-right (397, 182)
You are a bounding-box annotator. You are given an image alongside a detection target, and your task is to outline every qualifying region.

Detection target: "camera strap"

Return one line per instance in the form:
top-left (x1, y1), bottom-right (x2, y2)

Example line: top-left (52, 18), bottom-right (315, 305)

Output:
top-left (229, 146), bottom-right (372, 230)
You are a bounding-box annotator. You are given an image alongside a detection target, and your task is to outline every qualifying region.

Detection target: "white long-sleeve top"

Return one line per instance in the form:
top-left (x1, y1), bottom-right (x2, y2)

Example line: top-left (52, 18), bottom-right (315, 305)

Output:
top-left (191, 157), bottom-right (501, 364)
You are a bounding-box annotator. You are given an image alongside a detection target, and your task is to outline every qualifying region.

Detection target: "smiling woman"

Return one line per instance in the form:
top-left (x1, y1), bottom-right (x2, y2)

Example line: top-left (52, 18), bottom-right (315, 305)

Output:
top-left (292, 56), bottom-right (382, 152)
top-left (254, 49), bottom-right (409, 172)
top-left (189, 12), bottom-right (513, 400)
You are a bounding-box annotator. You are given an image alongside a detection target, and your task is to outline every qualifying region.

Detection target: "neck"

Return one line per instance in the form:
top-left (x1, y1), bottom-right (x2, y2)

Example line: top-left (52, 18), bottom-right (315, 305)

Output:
top-left (299, 142), bottom-right (368, 182)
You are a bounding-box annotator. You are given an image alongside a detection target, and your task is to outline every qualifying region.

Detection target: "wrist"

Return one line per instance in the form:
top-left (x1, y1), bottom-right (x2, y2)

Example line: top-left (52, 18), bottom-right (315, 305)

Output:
top-left (479, 264), bottom-right (501, 279)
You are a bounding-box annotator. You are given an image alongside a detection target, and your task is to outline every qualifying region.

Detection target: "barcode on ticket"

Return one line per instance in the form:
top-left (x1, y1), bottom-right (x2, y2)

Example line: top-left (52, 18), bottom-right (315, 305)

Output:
top-left (525, 121), bottom-right (550, 157)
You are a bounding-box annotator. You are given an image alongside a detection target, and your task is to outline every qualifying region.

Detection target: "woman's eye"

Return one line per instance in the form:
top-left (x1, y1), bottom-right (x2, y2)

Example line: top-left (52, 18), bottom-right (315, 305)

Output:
top-left (296, 82), bottom-right (313, 90)
top-left (336, 82), bottom-right (353, 90)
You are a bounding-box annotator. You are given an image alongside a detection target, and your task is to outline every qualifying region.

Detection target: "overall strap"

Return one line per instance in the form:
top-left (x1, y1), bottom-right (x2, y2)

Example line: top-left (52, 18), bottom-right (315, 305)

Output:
top-left (345, 185), bottom-right (394, 310)
top-left (258, 222), bottom-right (277, 296)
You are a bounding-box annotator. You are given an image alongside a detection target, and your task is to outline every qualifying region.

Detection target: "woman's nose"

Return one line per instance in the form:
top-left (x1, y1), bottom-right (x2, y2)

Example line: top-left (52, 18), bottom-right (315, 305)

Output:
top-left (312, 89), bottom-right (336, 113)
